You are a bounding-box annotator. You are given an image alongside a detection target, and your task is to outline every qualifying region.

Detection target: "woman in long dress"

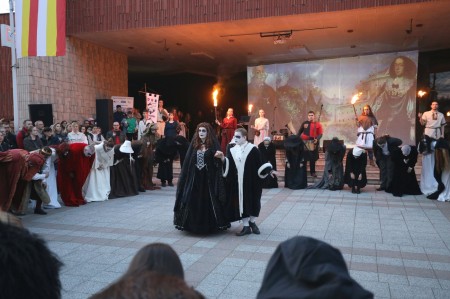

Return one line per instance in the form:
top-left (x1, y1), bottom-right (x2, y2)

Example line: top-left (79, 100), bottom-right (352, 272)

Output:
top-left (174, 122), bottom-right (230, 234)
top-left (252, 109), bottom-right (269, 146)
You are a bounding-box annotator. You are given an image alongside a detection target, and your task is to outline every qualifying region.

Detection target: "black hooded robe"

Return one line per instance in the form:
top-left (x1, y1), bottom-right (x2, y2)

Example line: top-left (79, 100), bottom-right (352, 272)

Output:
top-left (344, 150), bottom-right (368, 189)
top-left (390, 146), bottom-right (422, 197)
top-left (284, 135), bottom-right (307, 190)
top-left (173, 140), bottom-right (230, 234)
top-left (109, 145), bottom-right (139, 199)
top-left (256, 236), bottom-right (374, 299)
top-left (258, 141), bottom-right (278, 189)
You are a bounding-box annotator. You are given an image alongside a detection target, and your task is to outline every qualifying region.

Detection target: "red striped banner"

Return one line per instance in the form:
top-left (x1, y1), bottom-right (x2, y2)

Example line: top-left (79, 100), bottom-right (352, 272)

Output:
top-left (15, 0), bottom-right (66, 58)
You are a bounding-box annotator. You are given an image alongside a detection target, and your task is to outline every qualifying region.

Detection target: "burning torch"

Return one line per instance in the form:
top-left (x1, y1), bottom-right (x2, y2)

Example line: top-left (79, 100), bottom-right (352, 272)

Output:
top-left (351, 92), bottom-right (362, 119)
top-left (213, 88), bottom-right (219, 121)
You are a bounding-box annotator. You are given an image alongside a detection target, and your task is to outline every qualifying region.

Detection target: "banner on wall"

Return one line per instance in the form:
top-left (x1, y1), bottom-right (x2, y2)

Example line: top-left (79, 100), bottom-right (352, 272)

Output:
top-left (112, 96), bottom-right (134, 112)
top-left (247, 51), bottom-right (419, 145)
top-left (146, 93), bottom-right (159, 123)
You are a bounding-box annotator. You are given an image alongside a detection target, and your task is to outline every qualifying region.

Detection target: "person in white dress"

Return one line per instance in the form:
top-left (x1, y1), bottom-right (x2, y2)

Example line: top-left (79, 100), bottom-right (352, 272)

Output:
top-left (418, 135), bottom-right (438, 196)
top-left (82, 140), bottom-right (115, 202)
top-left (43, 148), bottom-right (61, 209)
top-left (252, 109), bottom-right (269, 146)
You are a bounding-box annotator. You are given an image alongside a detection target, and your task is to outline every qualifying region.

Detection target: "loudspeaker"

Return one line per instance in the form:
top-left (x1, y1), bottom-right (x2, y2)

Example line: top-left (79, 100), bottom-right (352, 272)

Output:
top-left (96, 99), bottom-right (113, 136)
top-left (29, 104), bottom-right (53, 127)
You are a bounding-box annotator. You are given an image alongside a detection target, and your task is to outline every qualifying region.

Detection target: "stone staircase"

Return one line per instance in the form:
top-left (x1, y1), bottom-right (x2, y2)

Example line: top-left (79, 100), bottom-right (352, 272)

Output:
top-left (171, 148), bottom-right (422, 185)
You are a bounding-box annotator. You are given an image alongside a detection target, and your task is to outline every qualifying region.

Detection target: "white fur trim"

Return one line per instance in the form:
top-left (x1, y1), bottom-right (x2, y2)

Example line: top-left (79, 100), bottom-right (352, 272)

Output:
top-left (258, 162), bottom-right (273, 179)
top-left (222, 157), bottom-right (229, 177)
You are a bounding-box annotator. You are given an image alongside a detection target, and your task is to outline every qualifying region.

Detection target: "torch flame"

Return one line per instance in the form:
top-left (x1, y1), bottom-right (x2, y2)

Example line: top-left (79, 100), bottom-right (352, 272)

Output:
top-left (212, 88), bottom-right (219, 107)
top-left (351, 92), bottom-right (362, 105)
top-left (248, 104), bottom-right (253, 113)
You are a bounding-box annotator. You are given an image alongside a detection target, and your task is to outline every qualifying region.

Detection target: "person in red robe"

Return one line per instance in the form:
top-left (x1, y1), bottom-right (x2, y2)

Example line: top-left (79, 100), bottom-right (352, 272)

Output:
top-left (57, 143), bottom-right (95, 206)
top-left (0, 149), bottom-right (28, 212)
top-left (215, 108), bottom-right (237, 153)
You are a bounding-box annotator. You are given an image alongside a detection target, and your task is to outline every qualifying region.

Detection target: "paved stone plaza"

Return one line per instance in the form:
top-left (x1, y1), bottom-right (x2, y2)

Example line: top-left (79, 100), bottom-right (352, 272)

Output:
top-left (22, 184), bottom-right (450, 299)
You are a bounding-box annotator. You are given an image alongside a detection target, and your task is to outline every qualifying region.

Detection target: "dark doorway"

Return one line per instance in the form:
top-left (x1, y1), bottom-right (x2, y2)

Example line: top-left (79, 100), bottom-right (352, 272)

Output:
top-left (29, 104), bottom-right (53, 126)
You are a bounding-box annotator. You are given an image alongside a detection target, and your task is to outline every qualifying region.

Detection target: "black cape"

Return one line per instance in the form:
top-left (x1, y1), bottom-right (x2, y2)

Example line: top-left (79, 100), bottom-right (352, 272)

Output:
top-left (173, 138), bottom-right (230, 233)
top-left (257, 236), bottom-right (374, 299)
top-left (344, 150), bottom-right (368, 188)
top-left (109, 145), bottom-right (139, 199)
top-left (225, 145), bottom-right (263, 222)
top-left (390, 146), bottom-right (422, 197)
top-left (258, 142), bottom-right (278, 189)
top-left (310, 140), bottom-right (345, 190)
top-left (284, 135), bottom-right (307, 190)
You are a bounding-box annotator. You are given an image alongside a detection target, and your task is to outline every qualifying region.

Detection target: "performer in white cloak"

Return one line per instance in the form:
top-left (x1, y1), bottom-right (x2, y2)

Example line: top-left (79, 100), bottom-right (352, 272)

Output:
top-left (418, 135), bottom-right (438, 196)
top-left (43, 148), bottom-right (61, 209)
top-left (217, 128), bottom-right (273, 236)
top-left (251, 109), bottom-right (270, 146)
top-left (82, 140), bottom-right (115, 202)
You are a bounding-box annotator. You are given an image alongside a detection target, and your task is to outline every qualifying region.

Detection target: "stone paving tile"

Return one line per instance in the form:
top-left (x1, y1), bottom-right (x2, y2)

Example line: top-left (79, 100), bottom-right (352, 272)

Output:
top-left (19, 187), bottom-right (450, 299)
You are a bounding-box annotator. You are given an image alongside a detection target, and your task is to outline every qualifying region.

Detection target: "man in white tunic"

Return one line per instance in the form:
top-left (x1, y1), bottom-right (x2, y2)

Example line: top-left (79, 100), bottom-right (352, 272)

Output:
top-left (419, 101), bottom-right (446, 139)
top-left (82, 140), bottom-right (115, 202)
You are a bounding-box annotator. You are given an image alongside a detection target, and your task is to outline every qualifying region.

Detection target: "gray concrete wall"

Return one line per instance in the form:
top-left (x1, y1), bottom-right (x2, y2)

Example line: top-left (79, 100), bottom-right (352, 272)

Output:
top-left (16, 36), bottom-right (128, 123)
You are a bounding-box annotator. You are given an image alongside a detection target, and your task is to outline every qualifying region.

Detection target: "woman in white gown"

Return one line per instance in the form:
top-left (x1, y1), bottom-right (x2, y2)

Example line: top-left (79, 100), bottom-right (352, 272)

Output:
top-left (418, 135), bottom-right (438, 196)
top-left (252, 109), bottom-right (269, 146)
top-left (83, 140), bottom-right (115, 202)
top-left (43, 148), bottom-right (61, 209)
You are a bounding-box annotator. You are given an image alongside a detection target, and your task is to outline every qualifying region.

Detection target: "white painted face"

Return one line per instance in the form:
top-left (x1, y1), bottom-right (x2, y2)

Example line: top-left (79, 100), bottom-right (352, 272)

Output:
top-left (234, 131), bottom-right (246, 145)
top-left (198, 127), bottom-right (207, 139)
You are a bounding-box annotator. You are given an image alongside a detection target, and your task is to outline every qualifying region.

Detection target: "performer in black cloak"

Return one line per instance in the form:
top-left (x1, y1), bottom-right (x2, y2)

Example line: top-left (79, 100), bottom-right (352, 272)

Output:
top-left (173, 123), bottom-right (230, 234)
top-left (344, 147), bottom-right (368, 194)
top-left (258, 137), bottom-right (278, 189)
top-left (218, 128), bottom-right (271, 236)
top-left (310, 137), bottom-right (346, 190)
top-left (174, 134), bottom-right (189, 168)
top-left (109, 140), bottom-right (139, 199)
top-left (131, 141), bottom-right (145, 192)
top-left (427, 138), bottom-right (449, 200)
top-left (373, 135), bottom-right (402, 192)
top-left (155, 136), bottom-right (178, 187)
top-left (390, 145), bottom-right (422, 197)
top-left (256, 236), bottom-right (374, 299)
top-left (284, 135), bottom-right (307, 190)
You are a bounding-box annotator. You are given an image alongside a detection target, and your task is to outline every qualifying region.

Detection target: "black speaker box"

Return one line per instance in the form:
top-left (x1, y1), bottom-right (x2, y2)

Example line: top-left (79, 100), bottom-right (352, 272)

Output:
top-left (29, 104), bottom-right (53, 127)
top-left (96, 99), bottom-right (113, 136)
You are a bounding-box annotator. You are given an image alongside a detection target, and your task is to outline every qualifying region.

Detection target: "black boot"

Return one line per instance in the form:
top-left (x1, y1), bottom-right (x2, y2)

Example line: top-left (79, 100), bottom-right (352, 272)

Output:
top-left (351, 181), bottom-right (356, 194)
top-left (356, 186), bottom-right (361, 194)
top-left (249, 221), bottom-right (260, 234)
top-left (236, 226), bottom-right (251, 236)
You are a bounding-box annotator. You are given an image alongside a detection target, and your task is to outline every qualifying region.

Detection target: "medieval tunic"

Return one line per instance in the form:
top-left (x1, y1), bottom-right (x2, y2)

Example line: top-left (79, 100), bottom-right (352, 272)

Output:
top-left (421, 110), bottom-right (446, 139)
top-left (83, 143), bottom-right (115, 202)
top-left (174, 140), bottom-right (230, 233)
top-left (224, 142), bottom-right (263, 222)
top-left (356, 114), bottom-right (378, 149)
top-left (43, 148), bottom-right (61, 208)
top-left (0, 149), bottom-right (28, 211)
top-left (219, 116), bottom-right (237, 153)
top-left (258, 141), bottom-right (278, 189)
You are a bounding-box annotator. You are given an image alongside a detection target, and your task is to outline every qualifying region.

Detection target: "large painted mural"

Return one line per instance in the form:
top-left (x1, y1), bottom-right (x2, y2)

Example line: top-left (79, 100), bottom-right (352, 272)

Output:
top-left (247, 51), bottom-right (418, 146)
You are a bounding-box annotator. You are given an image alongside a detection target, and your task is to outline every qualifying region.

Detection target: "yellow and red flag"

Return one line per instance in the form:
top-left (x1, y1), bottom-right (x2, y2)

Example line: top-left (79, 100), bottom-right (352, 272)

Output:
top-left (15, 0), bottom-right (66, 58)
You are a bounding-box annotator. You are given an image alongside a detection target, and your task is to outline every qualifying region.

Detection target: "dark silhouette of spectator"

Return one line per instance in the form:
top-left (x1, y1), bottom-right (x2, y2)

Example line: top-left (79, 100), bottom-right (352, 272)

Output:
top-left (90, 269), bottom-right (204, 299)
top-left (0, 222), bottom-right (63, 299)
top-left (257, 236), bottom-right (373, 299)
top-left (125, 243), bottom-right (184, 278)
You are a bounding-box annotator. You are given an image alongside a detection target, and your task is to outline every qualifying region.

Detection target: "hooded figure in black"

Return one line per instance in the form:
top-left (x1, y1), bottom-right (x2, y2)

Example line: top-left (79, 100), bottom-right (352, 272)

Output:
top-left (390, 145), bottom-right (422, 197)
top-left (344, 147), bottom-right (368, 194)
top-left (173, 123), bottom-right (230, 234)
top-left (257, 236), bottom-right (373, 299)
top-left (284, 135), bottom-right (307, 190)
top-left (109, 141), bottom-right (139, 199)
top-left (310, 138), bottom-right (345, 190)
top-left (427, 138), bottom-right (450, 200)
top-left (258, 137), bottom-right (278, 189)
top-left (155, 136), bottom-right (178, 187)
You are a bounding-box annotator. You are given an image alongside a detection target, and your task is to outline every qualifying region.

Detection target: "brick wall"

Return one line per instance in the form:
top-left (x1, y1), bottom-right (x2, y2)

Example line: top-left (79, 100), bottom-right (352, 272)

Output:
top-left (16, 36), bottom-right (128, 123)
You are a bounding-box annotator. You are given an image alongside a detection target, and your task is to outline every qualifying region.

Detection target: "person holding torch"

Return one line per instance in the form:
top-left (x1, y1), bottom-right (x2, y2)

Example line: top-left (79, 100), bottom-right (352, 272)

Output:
top-left (353, 93), bottom-right (378, 166)
top-left (216, 108), bottom-right (237, 153)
